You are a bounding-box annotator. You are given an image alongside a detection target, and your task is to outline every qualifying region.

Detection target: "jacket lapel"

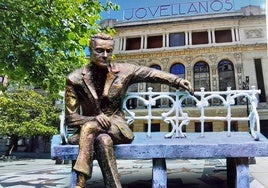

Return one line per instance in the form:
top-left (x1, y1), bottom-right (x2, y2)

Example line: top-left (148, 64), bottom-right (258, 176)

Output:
top-left (103, 71), bottom-right (116, 97)
top-left (81, 66), bottom-right (98, 100)
top-left (81, 63), bottom-right (120, 99)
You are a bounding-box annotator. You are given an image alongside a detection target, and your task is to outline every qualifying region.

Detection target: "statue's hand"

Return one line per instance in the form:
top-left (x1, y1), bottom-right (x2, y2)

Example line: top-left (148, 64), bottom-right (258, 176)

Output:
top-left (96, 113), bottom-right (111, 130)
top-left (180, 79), bottom-right (194, 95)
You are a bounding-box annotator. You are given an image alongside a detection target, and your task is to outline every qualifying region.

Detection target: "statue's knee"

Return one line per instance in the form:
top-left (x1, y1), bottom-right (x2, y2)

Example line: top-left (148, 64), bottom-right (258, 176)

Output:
top-left (83, 121), bottom-right (98, 132)
top-left (96, 134), bottom-right (113, 146)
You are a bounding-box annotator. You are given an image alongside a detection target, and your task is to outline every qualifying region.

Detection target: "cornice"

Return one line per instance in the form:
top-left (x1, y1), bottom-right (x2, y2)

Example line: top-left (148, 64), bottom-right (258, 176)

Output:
top-left (114, 44), bottom-right (267, 61)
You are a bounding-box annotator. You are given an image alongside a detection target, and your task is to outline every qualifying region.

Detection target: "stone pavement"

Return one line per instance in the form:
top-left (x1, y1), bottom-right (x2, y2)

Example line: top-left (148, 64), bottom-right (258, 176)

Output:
top-left (0, 157), bottom-right (267, 188)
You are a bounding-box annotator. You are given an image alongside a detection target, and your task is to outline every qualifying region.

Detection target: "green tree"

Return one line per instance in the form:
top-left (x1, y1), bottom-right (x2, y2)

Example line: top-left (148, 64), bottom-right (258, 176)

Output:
top-left (0, 0), bottom-right (118, 98)
top-left (0, 88), bottom-right (60, 155)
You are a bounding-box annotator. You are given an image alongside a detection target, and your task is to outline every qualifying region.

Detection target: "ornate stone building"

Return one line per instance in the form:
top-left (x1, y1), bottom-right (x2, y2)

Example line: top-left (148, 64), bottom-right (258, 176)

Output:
top-left (102, 6), bottom-right (268, 135)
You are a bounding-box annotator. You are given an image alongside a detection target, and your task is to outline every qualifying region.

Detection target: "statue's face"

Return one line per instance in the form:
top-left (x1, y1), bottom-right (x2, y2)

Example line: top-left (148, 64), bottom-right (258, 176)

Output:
top-left (90, 38), bottom-right (114, 69)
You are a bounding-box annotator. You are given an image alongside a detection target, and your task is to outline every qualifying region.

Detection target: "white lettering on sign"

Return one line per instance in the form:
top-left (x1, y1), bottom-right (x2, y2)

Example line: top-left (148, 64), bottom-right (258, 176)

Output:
top-left (123, 0), bottom-right (234, 21)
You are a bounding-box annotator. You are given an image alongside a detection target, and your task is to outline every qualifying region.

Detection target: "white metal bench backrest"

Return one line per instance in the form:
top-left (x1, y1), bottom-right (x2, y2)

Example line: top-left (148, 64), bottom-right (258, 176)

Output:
top-left (122, 86), bottom-right (261, 140)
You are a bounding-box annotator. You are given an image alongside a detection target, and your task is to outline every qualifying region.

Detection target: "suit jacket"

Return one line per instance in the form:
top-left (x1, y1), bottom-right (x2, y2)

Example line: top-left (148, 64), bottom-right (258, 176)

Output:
top-left (65, 62), bottom-right (183, 139)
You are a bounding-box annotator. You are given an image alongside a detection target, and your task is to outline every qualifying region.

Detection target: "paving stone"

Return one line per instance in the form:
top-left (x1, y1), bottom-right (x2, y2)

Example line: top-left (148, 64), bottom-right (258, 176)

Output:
top-left (0, 158), bottom-right (267, 187)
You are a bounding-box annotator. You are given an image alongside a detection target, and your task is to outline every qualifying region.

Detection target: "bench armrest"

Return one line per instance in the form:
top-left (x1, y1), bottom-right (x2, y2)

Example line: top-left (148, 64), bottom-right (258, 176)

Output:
top-left (59, 113), bottom-right (68, 145)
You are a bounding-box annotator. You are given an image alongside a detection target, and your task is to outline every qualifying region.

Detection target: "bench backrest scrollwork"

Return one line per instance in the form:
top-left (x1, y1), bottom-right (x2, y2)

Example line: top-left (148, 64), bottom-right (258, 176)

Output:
top-left (59, 86), bottom-right (261, 144)
top-left (122, 86), bottom-right (261, 141)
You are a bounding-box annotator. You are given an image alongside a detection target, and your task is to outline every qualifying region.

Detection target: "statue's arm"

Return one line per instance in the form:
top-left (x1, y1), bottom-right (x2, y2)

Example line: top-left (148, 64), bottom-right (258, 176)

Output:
top-left (131, 65), bottom-right (193, 94)
top-left (64, 82), bottom-right (93, 127)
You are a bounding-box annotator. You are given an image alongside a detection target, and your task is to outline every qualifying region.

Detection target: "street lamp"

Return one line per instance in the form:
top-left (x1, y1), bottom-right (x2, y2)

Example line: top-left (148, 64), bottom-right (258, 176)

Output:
top-left (242, 76), bottom-right (249, 115)
top-left (243, 76), bottom-right (249, 90)
top-left (242, 76), bottom-right (255, 164)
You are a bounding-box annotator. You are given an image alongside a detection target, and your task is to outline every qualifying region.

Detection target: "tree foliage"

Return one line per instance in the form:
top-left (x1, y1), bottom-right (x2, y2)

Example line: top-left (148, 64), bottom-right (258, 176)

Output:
top-left (0, 89), bottom-right (60, 137)
top-left (0, 0), bottom-right (118, 98)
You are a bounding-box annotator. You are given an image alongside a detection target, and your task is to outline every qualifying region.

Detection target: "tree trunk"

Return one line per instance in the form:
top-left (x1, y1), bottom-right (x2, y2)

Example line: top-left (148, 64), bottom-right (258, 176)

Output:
top-left (5, 135), bottom-right (18, 156)
top-left (30, 136), bottom-right (38, 152)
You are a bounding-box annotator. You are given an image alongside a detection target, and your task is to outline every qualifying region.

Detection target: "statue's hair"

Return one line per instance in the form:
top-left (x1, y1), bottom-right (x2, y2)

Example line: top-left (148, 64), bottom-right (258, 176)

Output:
top-left (89, 33), bottom-right (114, 48)
top-left (91, 33), bottom-right (113, 41)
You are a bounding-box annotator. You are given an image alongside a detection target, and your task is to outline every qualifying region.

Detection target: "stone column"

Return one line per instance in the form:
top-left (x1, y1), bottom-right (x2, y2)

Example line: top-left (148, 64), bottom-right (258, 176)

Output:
top-left (162, 33), bottom-right (166, 48)
top-left (144, 35), bottom-right (148, 49)
top-left (166, 33), bottom-right (169, 47)
top-left (211, 29), bottom-right (215, 43)
top-left (123, 37), bottom-right (126, 51)
top-left (208, 29), bottom-right (212, 44)
top-left (235, 27), bottom-right (240, 41)
top-left (231, 28), bottom-right (235, 42)
top-left (185, 31), bottom-right (188, 46)
top-left (141, 35), bottom-right (144, 49)
top-left (189, 31), bottom-right (192, 45)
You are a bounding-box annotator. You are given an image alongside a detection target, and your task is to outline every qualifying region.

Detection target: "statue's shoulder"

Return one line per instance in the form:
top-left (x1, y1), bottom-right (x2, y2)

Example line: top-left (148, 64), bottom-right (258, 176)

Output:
top-left (112, 62), bottom-right (137, 72)
top-left (66, 66), bottom-right (84, 83)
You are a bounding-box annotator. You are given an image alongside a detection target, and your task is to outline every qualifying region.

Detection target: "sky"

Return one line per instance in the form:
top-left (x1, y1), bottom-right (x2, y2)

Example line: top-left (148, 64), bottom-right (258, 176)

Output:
top-left (101, 0), bottom-right (266, 22)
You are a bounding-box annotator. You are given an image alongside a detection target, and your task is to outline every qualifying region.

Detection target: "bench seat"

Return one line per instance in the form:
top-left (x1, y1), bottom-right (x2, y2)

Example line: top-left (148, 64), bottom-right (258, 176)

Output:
top-left (51, 131), bottom-right (268, 188)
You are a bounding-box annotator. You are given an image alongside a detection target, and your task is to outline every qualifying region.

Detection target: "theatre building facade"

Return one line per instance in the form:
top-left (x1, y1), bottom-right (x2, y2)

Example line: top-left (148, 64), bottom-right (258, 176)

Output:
top-left (101, 6), bottom-right (268, 136)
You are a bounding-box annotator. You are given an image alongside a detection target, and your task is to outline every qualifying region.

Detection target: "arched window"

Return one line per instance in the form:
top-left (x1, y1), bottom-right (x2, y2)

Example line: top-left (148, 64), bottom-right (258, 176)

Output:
top-left (170, 63), bottom-right (185, 92)
top-left (126, 83), bottom-right (138, 109)
top-left (218, 60), bottom-right (235, 91)
top-left (194, 61), bottom-right (210, 91)
top-left (150, 64), bottom-right (161, 70)
top-left (170, 63), bottom-right (185, 78)
top-left (147, 65), bottom-right (161, 92)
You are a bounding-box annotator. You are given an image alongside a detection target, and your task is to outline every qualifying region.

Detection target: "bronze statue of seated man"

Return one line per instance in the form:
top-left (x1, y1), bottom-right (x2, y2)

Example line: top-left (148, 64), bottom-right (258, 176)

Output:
top-left (64, 32), bottom-right (193, 188)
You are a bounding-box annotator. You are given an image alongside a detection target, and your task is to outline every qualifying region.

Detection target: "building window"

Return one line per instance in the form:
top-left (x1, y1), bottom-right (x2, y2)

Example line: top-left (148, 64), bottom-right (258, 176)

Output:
top-left (194, 61), bottom-right (210, 91)
top-left (150, 64), bottom-right (161, 70)
top-left (218, 60), bottom-right (235, 91)
top-left (169, 63), bottom-right (187, 106)
top-left (169, 32), bottom-right (185, 47)
top-left (147, 65), bottom-right (161, 92)
top-left (260, 120), bottom-right (268, 138)
top-left (170, 63), bottom-right (185, 78)
top-left (170, 63), bottom-right (185, 92)
top-left (126, 83), bottom-right (138, 109)
top-left (224, 121), bottom-right (238, 131)
top-left (126, 37), bottom-right (141, 50)
top-left (145, 123), bottom-right (160, 132)
top-left (195, 122), bottom-right (213, 132)
top-left (215, 29), bottom-right (232, 43)
top-left (147, 35), bottom-right (162, 49)
top-left (192, 31), bottom-right (208, 45)
top-left (254, 58), bottom-right (266, 102)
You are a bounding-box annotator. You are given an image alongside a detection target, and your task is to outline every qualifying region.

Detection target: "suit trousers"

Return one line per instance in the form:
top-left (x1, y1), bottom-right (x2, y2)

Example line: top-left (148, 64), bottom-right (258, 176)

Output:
top-left (73, 116), bottom-right (133, 187)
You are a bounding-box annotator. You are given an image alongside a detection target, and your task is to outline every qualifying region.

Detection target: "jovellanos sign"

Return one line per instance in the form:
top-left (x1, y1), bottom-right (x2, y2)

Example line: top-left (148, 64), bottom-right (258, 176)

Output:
top-left (122, 0), bottom-right (234, 21)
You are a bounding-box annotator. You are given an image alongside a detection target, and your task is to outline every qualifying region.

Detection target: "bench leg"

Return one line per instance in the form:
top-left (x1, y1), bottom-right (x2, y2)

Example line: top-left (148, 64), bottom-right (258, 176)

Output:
top-left (227, 157), bottom-right (249, 188)
top-left (71, 160), bottom-right (77, 188)
top-left (152, 158), bottom-right (167, 188)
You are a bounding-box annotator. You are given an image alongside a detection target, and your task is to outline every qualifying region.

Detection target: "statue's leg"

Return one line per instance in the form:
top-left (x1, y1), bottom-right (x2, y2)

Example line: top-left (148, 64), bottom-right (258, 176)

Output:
top-left (95, 134), bottom-right (122, 188)
top-left (73, 121), bottom-right (99, 187)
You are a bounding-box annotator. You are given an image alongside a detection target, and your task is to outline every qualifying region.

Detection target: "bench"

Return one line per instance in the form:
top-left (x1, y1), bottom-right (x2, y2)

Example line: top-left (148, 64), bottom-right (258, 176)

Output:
top-left (51, 86), bottom-right (268, 188)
